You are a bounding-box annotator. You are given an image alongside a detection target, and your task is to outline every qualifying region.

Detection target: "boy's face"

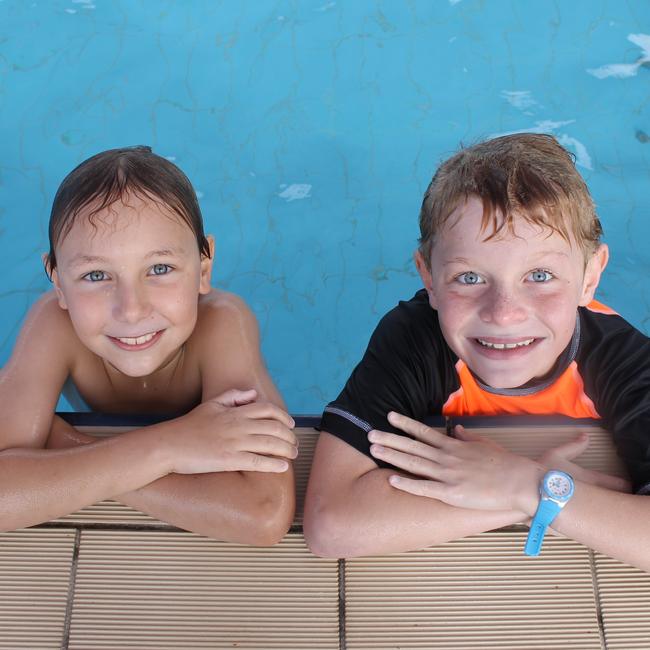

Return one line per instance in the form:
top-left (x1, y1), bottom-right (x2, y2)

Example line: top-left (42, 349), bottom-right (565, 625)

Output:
top-left (416, 196), bottom-right (608, 389)
top-left (50, 195), bottom-right (213, 378)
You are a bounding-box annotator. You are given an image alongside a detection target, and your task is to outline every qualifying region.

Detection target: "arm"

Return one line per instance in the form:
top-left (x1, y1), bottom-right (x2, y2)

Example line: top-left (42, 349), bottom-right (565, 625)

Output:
top-left (2, 294), bottom-right (295, 535)
top-left (51, 294), bottom-right (296, 544)
top-left (538, 482), bottom-right (650, 570)
top-left (380, 413), bottom-right (650, 572)
top-left (303, 431), bottom-right (526, 558)
top-left (50, 390), bottom-right (295, 544)
top-left (0, 294), bottom-right (171, 530)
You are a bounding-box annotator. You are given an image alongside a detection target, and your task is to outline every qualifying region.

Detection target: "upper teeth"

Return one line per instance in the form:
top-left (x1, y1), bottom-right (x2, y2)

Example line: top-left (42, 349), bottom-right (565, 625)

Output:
top-left (117, 332), bottom-right (157, 346)
top-left (478, 338), bottom-right (535, 349)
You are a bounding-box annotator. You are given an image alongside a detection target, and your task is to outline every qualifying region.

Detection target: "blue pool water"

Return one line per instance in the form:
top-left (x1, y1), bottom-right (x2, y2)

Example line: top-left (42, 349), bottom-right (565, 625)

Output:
top-left (1, 1), bottom-right (649, 413)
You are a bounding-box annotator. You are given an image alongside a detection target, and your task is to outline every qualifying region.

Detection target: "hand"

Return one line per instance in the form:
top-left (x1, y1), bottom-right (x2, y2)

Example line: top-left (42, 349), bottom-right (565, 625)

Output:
top-left (212, 388), bottom-right (259, 408)
top-left (539, 433), bottom-right (631, 493)
top-left (167, 392), bottom-right (297, 475)
top-left (368, 412), bottom-right (541, 514)
top-left (45, 389), bottom-right (260, 451)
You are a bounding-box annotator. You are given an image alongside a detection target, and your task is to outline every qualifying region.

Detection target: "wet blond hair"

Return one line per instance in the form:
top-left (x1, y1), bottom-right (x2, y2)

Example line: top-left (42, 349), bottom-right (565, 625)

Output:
top-left (418, 133), bottom-right (602, 265)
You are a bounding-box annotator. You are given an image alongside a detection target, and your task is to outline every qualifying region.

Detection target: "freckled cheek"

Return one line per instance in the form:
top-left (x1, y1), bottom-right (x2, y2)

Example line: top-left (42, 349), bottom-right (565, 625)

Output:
top-left (155, 283), bottom-right (199, 323)
top-left (65, 293), bottom-right (110, 336)
top-left (437, 294), bottom-right (479, 326)
top-left (531, 292), bottom-right (577, 336)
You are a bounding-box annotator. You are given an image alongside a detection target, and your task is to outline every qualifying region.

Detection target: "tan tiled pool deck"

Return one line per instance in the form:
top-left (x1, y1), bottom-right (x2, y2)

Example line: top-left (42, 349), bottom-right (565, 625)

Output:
top-left (1, 419), bottom-right (649, 649)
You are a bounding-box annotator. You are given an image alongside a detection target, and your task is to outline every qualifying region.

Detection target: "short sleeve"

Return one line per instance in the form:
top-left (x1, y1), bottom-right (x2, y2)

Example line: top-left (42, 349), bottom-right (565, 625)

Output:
top-left (579, 309), bottom-right (650, 494)
top-left (320, 291), bottom-right (455, 463)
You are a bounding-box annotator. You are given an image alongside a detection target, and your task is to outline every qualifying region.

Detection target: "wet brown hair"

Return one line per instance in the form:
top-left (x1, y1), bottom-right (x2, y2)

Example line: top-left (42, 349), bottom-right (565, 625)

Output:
top-left (418, 133), bottom-right (603, 266)
top-left (46, 146), bottom-right (211, 272)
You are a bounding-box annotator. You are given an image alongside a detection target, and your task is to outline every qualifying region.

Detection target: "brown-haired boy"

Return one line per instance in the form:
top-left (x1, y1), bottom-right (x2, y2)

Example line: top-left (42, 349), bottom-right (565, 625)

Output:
top-left (0, 146), bottom-right (297, 542)
top-left (304, 134), bottom-right (650, 570)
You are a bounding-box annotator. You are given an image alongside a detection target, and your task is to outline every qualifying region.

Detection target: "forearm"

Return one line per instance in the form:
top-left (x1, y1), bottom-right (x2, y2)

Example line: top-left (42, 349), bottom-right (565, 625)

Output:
top-left (305, 467), bottom-right (526, 558)
top-left (540, 482), bottom-right (650, 572)
top-left (116, 469), bottom-right (295, 544)
top-left (47, 419), bottom-right (296, 543)
top-left (0, 425), bottom-right (170, 531)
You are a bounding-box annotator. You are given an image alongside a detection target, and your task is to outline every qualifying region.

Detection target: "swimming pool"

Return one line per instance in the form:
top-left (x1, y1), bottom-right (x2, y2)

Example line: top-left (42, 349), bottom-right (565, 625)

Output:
top-left (1, 0), bottom-right (648, 413)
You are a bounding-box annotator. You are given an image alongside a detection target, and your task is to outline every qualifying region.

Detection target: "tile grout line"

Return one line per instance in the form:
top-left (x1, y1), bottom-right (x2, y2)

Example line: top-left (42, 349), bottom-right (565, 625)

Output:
top-left (61, 528), bottom-right (81, 650)
top-left (588, 549), bottom-right (607, 650)
top-left (338, 558), bottom-right (346, 650)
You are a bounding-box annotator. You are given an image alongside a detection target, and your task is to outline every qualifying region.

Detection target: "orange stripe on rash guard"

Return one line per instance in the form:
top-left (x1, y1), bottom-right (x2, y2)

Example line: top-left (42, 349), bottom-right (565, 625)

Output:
top-left (586, 299), bottom-right (618, 316)
top-left (442, 360), bottom-right (600, 418)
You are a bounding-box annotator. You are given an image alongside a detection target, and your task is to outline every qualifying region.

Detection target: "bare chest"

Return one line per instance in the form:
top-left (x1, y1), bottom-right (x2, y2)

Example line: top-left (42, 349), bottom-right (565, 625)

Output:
top-left (66, 353), bottom-right (202, 415)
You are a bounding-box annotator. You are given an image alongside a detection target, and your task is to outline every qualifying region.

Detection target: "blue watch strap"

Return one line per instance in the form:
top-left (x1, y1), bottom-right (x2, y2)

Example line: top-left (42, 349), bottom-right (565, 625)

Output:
top-left (524, 498), bottom-right (562, 556)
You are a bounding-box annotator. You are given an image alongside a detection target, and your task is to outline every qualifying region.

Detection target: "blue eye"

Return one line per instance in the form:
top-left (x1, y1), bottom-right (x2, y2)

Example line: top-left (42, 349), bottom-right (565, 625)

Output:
top-left (84, 270), bottom-right (107, 282)
top-left (457, 271), bottom-right (484, 285)
top-left (150, 263), bottom-right (172, 276)
top-left (528, 269), bottom-right (553, 283)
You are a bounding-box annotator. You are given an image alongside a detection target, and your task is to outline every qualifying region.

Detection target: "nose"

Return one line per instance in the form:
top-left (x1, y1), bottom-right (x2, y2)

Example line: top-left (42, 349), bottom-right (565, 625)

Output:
top-left (111, 281), bottom-right (152, 324)
top-left (478, 286), bottom-right (527, 326)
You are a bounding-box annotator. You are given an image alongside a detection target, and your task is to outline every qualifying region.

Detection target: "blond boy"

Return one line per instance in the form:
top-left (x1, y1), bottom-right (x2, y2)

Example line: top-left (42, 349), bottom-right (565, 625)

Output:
top-left (305, 134), bottom-right (650, 570)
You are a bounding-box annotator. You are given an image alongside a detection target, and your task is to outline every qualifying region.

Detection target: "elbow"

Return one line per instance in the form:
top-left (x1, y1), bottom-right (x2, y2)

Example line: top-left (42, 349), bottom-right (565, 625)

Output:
top-left (249, 499), bottom-right (293, 547)
top-left (244, 478), bottom-right (295, 547)
top-left (303, 494), bottom-right (357, 559)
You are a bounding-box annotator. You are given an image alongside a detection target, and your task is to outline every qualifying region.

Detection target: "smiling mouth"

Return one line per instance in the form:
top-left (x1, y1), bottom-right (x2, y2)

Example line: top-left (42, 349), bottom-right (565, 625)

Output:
top-left (476, 338), bottom-right (536, 350)
top-left (117, 332), bottom-right (158, 346)
top-left (108, 330), bottom-right (163, 349)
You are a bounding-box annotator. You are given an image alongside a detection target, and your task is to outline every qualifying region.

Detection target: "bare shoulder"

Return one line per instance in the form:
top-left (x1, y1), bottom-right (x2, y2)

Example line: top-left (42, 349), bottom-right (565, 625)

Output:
top-left (193, 289), bottom-right (260, 345)
top-left (7, 291), bottom-right (77, 368)
top-left (0, 291), bottom-right (77, 449)
top-left (190, 289), bottom-right (281, 402)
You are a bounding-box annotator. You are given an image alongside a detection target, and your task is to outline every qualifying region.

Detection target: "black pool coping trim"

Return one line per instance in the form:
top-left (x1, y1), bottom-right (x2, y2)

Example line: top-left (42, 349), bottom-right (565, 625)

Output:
top-left (58, 412), bottom-right (323, 428)
top-left (58, 412), bottom-right (600, 430)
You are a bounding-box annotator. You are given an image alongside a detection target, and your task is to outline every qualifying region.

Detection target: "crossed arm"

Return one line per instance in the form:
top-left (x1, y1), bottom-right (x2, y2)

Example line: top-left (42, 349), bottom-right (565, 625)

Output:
top-left (0, 293), bottom-right (296, 543)
top-left (305, 413), bottom-right (650, 572)
top-left (47, 387), bottom-right (295, 545)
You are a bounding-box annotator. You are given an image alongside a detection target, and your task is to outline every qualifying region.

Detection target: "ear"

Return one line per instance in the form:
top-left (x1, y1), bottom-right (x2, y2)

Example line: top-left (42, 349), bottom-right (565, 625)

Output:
top-left (414, 249), bottom-right (438, 309)
top-left (579, 243), bottom-right (609, 306)
top-left (199, 235), bottom-right (215, 295)
top-left (42, 253), bottom-right (68, 310)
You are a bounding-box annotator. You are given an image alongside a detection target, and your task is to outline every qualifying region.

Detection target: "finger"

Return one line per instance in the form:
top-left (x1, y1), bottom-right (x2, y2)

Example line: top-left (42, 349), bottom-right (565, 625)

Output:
top-left (387, 412), bottom-right (451, 448)
top-left (46, 425), bottom-right (94, 449)
top-left (244, 419), bottom-right (297, 445)
top-left (452, 425), bottom-right (484, 442)
top-left (368, 429), bottom-right (441, 462)
top-left (246, 434), bottom-right (298, 460)
top-left (240, 402), bottom-right (295, 429)
top-left (238, 452), bottom-right (290, 473)
top-left (546, 433), bottom-right (589, 462)
top-left (577, 467), bottom-right (631, 493)
top-left (370, 445), bottom-right (442, 479)
top-left (214, 388), bottom-right (257, 407)
top-left (388, 475), bottom-right (448, 501)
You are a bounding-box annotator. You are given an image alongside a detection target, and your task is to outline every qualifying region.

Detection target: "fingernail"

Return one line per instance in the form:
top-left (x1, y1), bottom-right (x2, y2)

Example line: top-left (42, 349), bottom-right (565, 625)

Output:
top-left (368, 431), bottom-right (377, 442)
top-left (370, 444), bottom-right (384, 455)
top-left (389, 475), bottom-right (401, 486)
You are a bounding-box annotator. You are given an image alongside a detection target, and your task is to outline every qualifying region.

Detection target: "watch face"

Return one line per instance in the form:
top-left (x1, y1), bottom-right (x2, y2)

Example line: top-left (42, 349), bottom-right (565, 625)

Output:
top-left (544, 471), bottom-right (574, 502)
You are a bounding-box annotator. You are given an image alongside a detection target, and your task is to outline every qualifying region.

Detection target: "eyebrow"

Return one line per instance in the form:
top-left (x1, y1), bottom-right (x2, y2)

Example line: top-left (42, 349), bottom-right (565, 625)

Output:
top-left (442, 257), bottom-right (471, 267)
top-left (67, 255), bottom-right (110, 268)
top-left (66, 248), bottom-right (187, 268)
top-left (529, 250), bottom-right (570, 259)
top-left (442, 250), bottom-right (570, 267)
top-left (145, 248), bottom-right (187, 259)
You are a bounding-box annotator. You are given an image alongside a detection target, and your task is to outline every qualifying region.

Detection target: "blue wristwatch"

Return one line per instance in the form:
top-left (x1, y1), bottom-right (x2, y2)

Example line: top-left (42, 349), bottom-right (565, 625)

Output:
top-left (524, 470), bottom-right (574, 557)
